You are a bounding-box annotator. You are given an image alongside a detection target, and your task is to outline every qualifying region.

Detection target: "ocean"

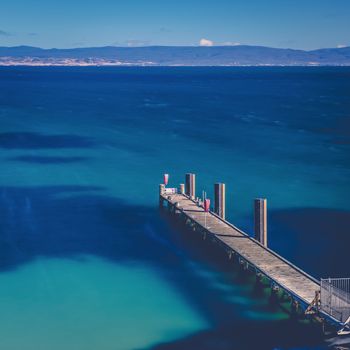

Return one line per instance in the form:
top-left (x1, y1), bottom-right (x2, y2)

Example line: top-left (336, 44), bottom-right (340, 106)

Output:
top-left (0, 66), bottom-right (349, 349)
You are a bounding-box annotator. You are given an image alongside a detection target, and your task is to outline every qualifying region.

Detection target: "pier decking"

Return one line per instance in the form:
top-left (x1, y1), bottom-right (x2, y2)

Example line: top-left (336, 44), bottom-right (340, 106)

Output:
top-left (159, 180), bottom-right (350, 335)
top-left (162, 193), bottom-right (319, 304)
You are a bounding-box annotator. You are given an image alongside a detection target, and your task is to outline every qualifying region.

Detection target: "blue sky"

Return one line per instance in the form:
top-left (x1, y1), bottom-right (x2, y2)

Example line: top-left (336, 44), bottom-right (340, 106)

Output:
top-left (0, 0), bottom-right (349, 49)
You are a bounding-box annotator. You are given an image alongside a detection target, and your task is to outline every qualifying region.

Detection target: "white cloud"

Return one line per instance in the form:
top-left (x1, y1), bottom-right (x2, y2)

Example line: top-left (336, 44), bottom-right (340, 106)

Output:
top-left (199, 39), bottom-right (241, 47)
top-left (199, 38), bottom-right (214, 47)
top-left (337, 44), bottom-right (347, 48)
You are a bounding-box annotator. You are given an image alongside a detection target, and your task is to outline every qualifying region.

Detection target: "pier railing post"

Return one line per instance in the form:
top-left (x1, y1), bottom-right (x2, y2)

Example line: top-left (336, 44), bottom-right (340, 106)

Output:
top-left (185, 173), bottom-right (196, 199)
top-left (254, 198), bottom-right (267, 247)
top-left (214, 183), bottom-right (226, 220)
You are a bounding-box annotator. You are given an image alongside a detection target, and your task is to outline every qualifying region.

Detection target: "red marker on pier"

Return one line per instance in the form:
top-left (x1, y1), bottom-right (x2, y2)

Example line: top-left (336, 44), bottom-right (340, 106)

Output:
top-left (164, 173), bottom-right (169, 186)
top-left (204, 198), bottom-right (210, 228)
top-left (204, 198), bottom-right (210, 212)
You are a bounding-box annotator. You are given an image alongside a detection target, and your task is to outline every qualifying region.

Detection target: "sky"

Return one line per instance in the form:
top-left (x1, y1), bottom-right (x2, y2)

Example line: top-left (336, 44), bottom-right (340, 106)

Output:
top-left (0, 0), bottom-right (349, 50)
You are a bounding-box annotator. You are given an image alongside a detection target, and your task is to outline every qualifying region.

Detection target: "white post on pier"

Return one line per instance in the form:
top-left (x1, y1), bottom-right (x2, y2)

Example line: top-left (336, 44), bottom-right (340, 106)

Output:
top-left (254, 198), bottom-right (267, 247)
top-left (204, 198), bottom-right (210, 229)
top-left (179, 183), bottom-right (185, 194)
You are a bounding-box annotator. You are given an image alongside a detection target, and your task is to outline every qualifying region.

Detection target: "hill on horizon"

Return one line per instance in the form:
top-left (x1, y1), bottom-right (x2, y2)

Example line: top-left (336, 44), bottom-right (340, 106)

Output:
top-left (0, 44), bottom-right (350, 66)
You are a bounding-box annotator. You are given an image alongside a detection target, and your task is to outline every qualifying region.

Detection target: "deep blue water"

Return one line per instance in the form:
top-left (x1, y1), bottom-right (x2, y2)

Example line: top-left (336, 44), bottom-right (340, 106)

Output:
top-left (0, 67), bottom-right (349, 349)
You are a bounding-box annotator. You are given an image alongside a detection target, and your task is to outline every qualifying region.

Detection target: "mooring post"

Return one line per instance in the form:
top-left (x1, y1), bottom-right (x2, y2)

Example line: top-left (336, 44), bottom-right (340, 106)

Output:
top-left (159, 184), bottom-right (165, 207)
top-left (214, 183), bottom-right (226, 220)
top-left (253, 272), bottom-right (265, 295)
top-left (291, 299), bottom-right (300, 318)
top-left (255, 272), bottom-right (264, 288)
top-left (185, 173), bottom-right (196, 199)
top-left (174, 202), bottom-right (180, 215)
top-left (270, 283), bottom-right (280, 306)
top-left (179, 183), bottom-right (185, 194)
top-left (254, 198), bottom-right (267, 247)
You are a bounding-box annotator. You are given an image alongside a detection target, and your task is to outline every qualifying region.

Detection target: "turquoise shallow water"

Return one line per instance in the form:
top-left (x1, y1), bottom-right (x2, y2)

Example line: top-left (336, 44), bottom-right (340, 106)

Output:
top-left (0, 67), bottom-right (349, 349)
top-left (0, 256), bottom-right (207, 350)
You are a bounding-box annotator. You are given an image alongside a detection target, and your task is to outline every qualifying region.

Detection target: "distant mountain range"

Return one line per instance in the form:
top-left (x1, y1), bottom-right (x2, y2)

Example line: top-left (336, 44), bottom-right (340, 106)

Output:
top-left (0, 45), bottom-right (350, 66)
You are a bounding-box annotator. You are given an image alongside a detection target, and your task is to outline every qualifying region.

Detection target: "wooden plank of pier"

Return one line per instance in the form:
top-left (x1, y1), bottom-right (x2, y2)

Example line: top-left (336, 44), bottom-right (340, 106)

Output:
top-left (161, 193), bottom-right (320, 305)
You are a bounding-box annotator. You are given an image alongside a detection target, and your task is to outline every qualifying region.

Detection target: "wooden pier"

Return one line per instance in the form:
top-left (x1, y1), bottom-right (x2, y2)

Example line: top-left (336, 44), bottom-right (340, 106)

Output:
top-left (159, 175), bottom-right (350, 336)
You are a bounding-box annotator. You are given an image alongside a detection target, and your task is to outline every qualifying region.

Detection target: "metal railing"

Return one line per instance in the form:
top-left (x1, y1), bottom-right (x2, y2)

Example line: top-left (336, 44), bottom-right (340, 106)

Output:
top-left (321, 278), bottom-right (350, 323)
top-left (163, 188), bottom-right (178, 195)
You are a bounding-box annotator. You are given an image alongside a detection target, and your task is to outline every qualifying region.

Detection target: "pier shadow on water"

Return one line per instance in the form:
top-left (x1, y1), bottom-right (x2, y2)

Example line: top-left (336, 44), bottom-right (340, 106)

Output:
top-left (0, 184), bottom-right (331, 349)
top-left (269, 208), bottom-right (350, 279)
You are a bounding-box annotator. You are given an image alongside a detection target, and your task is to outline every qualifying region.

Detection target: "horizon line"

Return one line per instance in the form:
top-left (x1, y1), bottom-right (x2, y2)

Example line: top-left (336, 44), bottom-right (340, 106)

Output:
top-left (1, 44), bottom-right (349, 52)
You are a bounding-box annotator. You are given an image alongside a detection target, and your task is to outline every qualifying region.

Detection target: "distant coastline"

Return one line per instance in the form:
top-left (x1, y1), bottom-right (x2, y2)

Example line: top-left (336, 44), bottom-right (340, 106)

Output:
top-left (0, 45), bottom-right (350, 66)
top-left (0, 58), bottom-right (155, 67)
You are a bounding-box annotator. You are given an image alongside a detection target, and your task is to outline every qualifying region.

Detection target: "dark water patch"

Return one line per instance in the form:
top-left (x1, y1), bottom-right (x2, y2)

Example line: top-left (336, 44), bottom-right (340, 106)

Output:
top-left (0, 132), bottom-right (153, 155)
top-left (140, 321), bottom-right (324, 350)
top-left (315, 115), bottom-right (350, 139)
top-left (0, 185), bottom-right (161, 271)
top-left (0, 185), bottom-right (213, 326)
top-left (269, 207), bottom-right (350, 278)
top-left (0, 185), bottom-right (328, 348)
top-left (7, 155), bottom-right (90, 164)
top-left (0, 132), bottom-right (96, 149)
top-left (0, 185), bottom-right (252, 326)
top-left (332, 137), bottom-right (350, 145)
